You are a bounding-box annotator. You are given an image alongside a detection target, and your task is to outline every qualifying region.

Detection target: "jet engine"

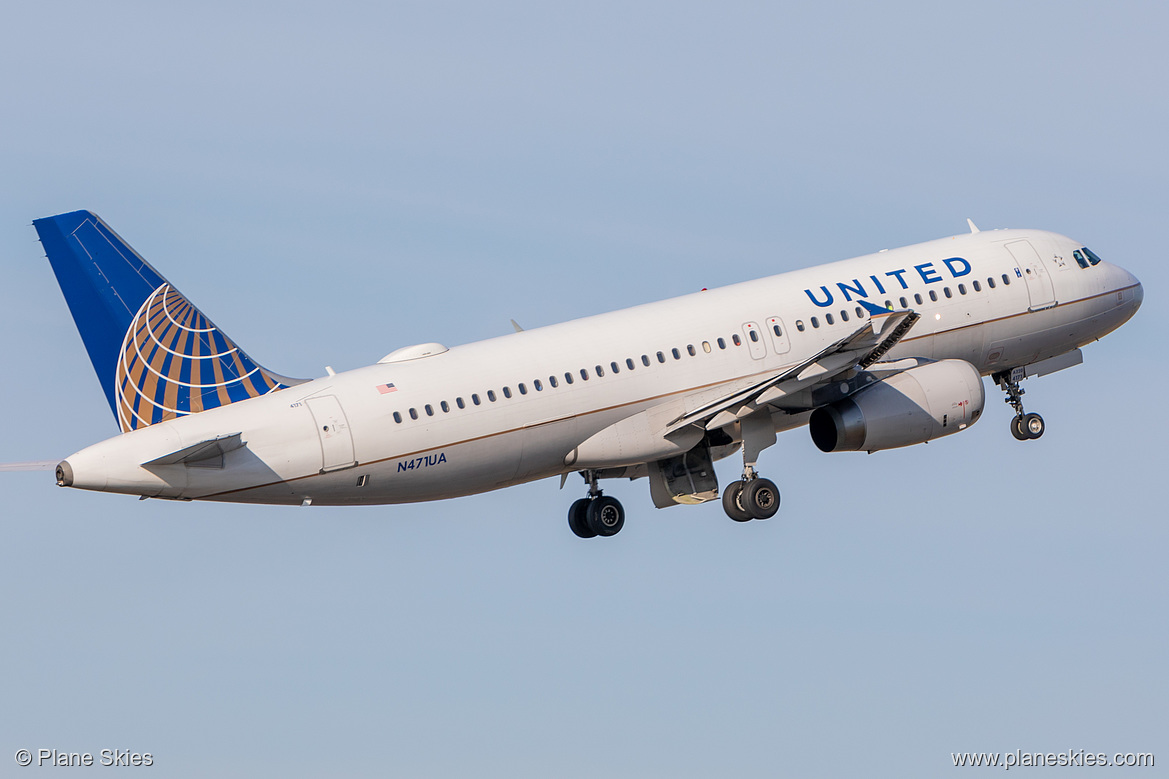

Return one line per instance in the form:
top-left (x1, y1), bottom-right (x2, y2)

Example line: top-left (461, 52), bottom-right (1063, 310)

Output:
top-left (809, 359), bottom-right (985, 453)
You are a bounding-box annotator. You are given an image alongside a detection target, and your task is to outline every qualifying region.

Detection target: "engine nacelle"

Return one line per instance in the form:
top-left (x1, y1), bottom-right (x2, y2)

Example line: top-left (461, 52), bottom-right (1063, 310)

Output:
top-left (809, 359), bottom-right (985, 453)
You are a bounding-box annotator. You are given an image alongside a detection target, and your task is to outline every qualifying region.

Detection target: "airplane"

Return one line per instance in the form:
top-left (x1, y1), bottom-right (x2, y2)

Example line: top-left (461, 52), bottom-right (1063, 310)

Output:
top-left (29, 210), bottom-right (1141, 537)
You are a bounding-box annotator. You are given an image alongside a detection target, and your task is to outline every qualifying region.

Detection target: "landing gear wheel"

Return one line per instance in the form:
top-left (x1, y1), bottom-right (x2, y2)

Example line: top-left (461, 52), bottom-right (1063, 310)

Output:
top-left (1023, 412), bottom-right (1045, 439)
top-left (586, 495), bottom-right (625, 537)
top-left (1010, 415), bottom-right (1029, 441)
top-left (568, 498), bottom-right (596, 539)
top-left (722, 480), bottom-right (754, 522)
top-left (742, 478), bottom-right (780, 519)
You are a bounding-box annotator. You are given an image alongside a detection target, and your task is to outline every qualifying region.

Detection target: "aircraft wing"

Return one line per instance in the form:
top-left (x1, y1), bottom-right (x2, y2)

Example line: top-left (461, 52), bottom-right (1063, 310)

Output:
top-left (665, 307), bottom-right (920, 435)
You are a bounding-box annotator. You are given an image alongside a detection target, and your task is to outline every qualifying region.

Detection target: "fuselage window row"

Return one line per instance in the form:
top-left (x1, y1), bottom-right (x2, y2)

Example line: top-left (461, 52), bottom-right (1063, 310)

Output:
top-left (389, 285), bottom-right (1022, 427)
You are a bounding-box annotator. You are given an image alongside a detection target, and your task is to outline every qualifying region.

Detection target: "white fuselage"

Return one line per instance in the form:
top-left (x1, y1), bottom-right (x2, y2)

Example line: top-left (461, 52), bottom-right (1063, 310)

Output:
top-left (61, 229), bottom-right (1143, 505)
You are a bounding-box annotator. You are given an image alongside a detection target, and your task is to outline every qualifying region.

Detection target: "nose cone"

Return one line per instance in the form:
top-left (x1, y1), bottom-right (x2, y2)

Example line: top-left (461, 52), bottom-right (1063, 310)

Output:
top-left (1116, 265), bottom-right (1143, 320)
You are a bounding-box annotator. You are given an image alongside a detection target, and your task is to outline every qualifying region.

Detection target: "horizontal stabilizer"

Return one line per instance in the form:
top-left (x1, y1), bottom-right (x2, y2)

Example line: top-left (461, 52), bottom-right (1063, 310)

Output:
top-left (143, 432), bottom-right (244, 468)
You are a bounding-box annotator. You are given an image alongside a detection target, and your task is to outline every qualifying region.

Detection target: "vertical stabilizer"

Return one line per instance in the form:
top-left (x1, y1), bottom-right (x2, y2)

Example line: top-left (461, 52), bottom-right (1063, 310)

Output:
top-left (33, 210), bottom-right (301, 432)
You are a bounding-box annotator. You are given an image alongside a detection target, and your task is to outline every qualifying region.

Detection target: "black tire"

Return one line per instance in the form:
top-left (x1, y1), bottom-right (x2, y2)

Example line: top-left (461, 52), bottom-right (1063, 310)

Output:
top-left (722, 480), bottom-right (754, 522)
top-left (586, 495), bottom-right (625, 537)
top-left (568, 498), bottom-right (596, 538)
top-left (1010, 415), bottom-right (1028, 441)
top-left (1023, 412), bottom-right (1045, 440)
top-left (742, 478), bottom-right (780, 519)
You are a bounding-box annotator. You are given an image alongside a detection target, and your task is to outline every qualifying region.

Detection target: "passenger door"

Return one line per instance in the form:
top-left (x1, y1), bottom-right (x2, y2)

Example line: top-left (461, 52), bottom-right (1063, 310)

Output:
top-left (1005, 240), bottom-right (1056, 311)
top-left (305, 395), bottom-right (356, 472)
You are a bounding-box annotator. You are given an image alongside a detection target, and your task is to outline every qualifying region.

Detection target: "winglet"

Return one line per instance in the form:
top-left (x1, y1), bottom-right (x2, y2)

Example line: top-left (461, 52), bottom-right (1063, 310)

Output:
top-left (967, 218), bottom-right (980, 234)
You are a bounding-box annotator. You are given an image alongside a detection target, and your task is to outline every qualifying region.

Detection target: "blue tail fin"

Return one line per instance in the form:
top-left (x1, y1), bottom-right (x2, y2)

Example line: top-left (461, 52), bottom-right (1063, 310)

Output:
top-left (34, 210), bottom-right (302, 433)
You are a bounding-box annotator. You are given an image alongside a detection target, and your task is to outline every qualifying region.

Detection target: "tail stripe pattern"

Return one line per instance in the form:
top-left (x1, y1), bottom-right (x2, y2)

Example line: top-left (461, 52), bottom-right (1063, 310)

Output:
top-left (115, 284), bottom-right (290, 432)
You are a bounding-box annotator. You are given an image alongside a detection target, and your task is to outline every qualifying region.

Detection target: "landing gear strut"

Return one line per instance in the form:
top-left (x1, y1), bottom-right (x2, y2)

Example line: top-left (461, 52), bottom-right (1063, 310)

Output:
top-left (995, 371), bottom-right (1045, 441)
top-left (722, 411), bottom-right (782, 522)
top-left (567, 470), bottom-right (625, 538)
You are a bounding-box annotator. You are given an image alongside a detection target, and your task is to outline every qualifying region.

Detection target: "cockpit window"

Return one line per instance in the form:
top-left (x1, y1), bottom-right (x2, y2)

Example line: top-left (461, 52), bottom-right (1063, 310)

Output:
top-left (1083, 247), bottom-right (1103, 266)
top-left (1073, 249), bottom-right (1089, 269)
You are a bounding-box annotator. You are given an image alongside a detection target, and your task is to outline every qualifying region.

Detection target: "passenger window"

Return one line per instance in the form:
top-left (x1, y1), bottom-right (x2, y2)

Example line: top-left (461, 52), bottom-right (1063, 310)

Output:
top-left (702, 341), bottom-right (711, 353)
top-left (772, 324), bottom-right (782, 336)
top-left (825, 313), bottom-right (835, 325)
top-left (796, 320), bottom-right (805, 332)
top-left (581, 368), bottom-right (590, 380)
top-left (595, 365), bottom-right (605, 377)
top-left (884, 300), bottom-right (893, 310)
top-left (854, 307), bottom-right (864, 318)
top-left (840, 310), bottom-right (849, 322)
top-left (958, 284), bottom-right (966, 295)
top-left (811, 317), bottom-right (820, 328)
top-left (440, 401), bottom-right (449, 412)
top-left (549, 376), bottom-right (558, 388)
top-left (1002, 273), bottom-right (1010, 285)
top-left (425, 404), bottom-right (434, 416)
top-left (641, 355), bottom-right (650, 366)
top-left (914, 293), bottom-right (923, 305)
top-left (657, 351), bottom-right (665, 363)
top-left (748, 330), bottom-right (759, 342)
top-left (393, 411), bottom-right (402, 424)
top-left (564, 372), bottom-right (574, 385)
top-left (487, 390), bottom-right (496, 402)
top-left (456, 397), bottom-right (465, 409)
top-left (732, 334), bottom-right (741, 346)
top-left (409, 408), bottom-right (418, 420)
top-left (717, 338), bottom-right (726, 349)
top-left (626, 358), bottom-right (635, 370)
top-left (610, 361), bottom-right (619, 374)
top-left (518, 383), bottom-right (527, 395)
top-left (1084, 247), bottom-right (1103, 266)
top-left (972, 280), bottom-right (981, 292)
top-left (502, 387), bottom-right (512, 399)
top-left (899, 297), bottom-right (908, 308)
top-left (929, 290), bottom-right (938, 302)
top-left (534, 379), bottom-right (542, 391)
top-left (671, 348), bottom-right (681, 360)
top-left (472, 394), bottom-right (481, 405)
top-left (987, 277), bottom-right (996, 289)
top-left (687, 344), bottom-right (696, 356)
top-left (944, 287), bottom-right (952, 298)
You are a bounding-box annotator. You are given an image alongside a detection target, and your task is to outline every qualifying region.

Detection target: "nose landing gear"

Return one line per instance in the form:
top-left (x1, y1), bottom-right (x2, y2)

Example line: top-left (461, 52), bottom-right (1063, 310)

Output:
top-left (567, 470), bottom-right (626, 538)
top-left (996, 370), bottom-right (1045, 441)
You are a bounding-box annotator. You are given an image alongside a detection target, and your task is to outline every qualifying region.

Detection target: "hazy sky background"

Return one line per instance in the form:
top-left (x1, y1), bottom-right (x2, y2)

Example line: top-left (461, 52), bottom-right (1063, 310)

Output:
top-left (1, 2), bottom-right (1165, 777)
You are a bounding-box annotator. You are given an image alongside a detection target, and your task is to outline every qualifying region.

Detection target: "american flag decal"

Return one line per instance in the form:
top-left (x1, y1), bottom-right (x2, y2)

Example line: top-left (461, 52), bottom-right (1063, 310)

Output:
top-left (376, 383), bottom-right (398, 394)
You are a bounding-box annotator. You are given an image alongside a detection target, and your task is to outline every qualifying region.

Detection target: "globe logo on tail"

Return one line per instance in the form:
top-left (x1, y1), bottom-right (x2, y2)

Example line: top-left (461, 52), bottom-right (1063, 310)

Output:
top-left (115, 284), bottom-right (290, 432)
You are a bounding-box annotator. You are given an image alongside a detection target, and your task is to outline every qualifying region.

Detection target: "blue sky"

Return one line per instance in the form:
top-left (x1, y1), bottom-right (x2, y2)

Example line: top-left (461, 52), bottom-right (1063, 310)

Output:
top-left (1, 2), bottom-right (1165, 776)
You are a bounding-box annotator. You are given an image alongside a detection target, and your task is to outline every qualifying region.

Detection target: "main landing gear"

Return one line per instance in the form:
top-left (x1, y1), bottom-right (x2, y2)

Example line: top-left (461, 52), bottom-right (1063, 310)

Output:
top-left (995, 371), bottom-right (1045, 441)
top-left (722, 410), bottom-right (781, 522)
top-left (567, 470), bottom-right (626, 539)
top-left (722, 468), bottom-right (780, 522)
